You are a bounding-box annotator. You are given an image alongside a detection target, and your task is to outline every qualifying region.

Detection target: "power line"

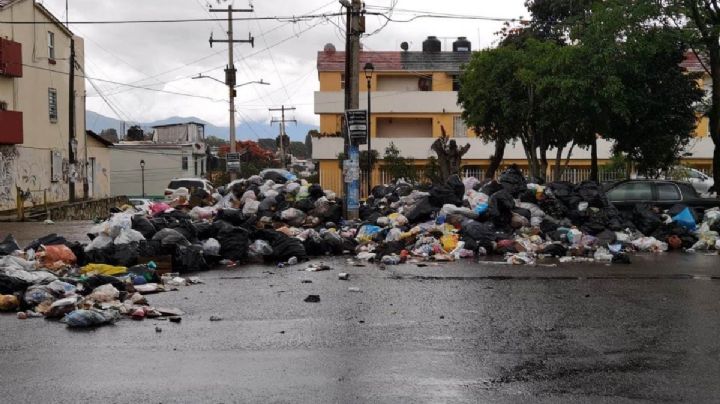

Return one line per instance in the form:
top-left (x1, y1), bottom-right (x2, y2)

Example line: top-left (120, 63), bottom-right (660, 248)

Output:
top-left (0, 13), bottom-right (347, 25)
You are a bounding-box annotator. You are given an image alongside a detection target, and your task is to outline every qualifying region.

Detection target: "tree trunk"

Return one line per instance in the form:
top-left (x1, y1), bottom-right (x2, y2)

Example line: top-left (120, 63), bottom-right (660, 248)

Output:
top-left (709, 41), bottom-right (720, 196)
top-left (485, 141), bottom-right (505, 180)
top-left (590, 137), bottom-right (599, 182)
top-left (553, 147), bottom-right (563, 181)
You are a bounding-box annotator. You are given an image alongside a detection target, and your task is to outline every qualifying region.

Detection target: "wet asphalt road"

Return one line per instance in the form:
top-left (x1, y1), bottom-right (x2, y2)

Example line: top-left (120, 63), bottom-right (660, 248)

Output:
top-left (1, 222), bottom-right (720, 403)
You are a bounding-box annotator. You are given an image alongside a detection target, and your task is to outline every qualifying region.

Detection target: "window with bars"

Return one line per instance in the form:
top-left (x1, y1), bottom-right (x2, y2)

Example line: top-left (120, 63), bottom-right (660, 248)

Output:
top-left (181, 156), bottom-right (188, 170)
top-left (454, 116), bottom-right (467, 137)
top-left (48, 88), bottom-right (58, 123)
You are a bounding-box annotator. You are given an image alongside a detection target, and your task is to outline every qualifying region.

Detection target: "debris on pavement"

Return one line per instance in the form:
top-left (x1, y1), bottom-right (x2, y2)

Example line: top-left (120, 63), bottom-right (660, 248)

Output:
top-left (2, 166), bottom-right (719, 330)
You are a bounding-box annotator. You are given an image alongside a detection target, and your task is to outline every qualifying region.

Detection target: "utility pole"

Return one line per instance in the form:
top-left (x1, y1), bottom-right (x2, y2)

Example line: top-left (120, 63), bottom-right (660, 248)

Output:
top-left (341, 0), bottom-right (364, 219)
top-left (208, 4), bottom-right (254, 178)
top-left (68, 38), bottom-right (76, 202)
top-left (270, 106), bottom-right (297, 170)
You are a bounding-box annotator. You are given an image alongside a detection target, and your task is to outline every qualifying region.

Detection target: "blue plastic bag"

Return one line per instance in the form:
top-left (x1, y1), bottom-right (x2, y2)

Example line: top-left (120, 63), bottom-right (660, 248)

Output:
top-left (474, 203), bottom-right (489, 215)
top-left (672, 207), bottom-right (697, 231)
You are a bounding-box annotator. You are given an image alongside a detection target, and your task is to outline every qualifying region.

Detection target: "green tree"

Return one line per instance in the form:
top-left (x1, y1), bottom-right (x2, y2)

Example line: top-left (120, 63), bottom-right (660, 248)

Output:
top-left (383, 142), bottom-right (416, 181)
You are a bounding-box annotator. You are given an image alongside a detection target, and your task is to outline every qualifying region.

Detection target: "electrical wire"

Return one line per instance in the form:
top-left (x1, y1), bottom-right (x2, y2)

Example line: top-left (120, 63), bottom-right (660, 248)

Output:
top-left (0, 13), bottom-right (347, 25)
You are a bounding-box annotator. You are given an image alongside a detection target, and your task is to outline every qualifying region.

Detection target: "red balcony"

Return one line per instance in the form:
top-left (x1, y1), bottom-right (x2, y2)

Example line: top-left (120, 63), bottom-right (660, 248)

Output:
top-left (0, 110), bottom-right (23, 144)
top-left (0, 38), bottom-right (22, 78)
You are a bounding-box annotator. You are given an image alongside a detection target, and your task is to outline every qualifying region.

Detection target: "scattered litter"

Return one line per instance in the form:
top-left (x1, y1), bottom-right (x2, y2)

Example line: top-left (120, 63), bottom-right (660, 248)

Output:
top-left (348, 287), bottom-right (362, 293)
top-left (338, 273), bottom-right (349, 280)
top-left (304, 295), bottom-right (321, 303)
top-left (209, 315), bottom-right (223, 321)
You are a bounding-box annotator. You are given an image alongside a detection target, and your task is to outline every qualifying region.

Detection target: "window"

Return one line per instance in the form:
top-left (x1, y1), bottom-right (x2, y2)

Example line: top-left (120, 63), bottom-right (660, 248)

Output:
top-left (607, 182), bottom-right (652, 201)
top-left (48, 88), bottom-right (58, 123)
top-left (340, 73), bottom-right (345, 90)
top-left (194, 158), bottom-right (198, 176)
top-left (47, 31), bottom-right (55, 60)
top-left (454, 116), bottom-right (467, 138)
top-left (452, 75), bottom-right (461, 91)
top-left (418, 76), bottom-right (432, 91)
top-left (181, 156), bottom-right (188, 170)
top-left (657, 183), bottom-right (681, 201)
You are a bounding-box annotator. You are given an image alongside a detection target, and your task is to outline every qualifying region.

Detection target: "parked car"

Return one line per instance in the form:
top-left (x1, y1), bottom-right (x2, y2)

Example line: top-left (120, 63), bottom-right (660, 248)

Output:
top-left (606, 180), bottom-right (720, 210)
top-left (165, 178), bottom-right (214, 199)
top-left (635, 167), bottom-right (715, 196)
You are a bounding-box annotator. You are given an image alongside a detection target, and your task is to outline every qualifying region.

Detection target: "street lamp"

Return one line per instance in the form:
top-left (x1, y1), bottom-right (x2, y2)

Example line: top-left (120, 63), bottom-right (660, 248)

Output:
top-left (363, 62), bottom-right (375, 198)
top-left (140, 159), bottom-right (146, 197)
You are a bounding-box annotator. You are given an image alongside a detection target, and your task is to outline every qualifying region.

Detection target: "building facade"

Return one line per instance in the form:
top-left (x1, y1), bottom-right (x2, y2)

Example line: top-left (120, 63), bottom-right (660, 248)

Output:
top-left (110, 122), bottom-right (208, 198)
top-left (0, 0), bottom-right (108, 211)
top-left (312, 38), bottom-right (715, 196)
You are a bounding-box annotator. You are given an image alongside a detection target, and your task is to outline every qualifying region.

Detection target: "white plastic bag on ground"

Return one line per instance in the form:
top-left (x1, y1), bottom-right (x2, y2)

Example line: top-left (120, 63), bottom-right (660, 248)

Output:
top-left (281, 208), bottom-right (306, 226)
top-left (114, 228), bottom-right (145, 245)
top-left (107, 213), bottom-right (133, 238)
top-left (189, 206), bottom-right (215, 220)
top-left (240, 190), bottom-right (257, 205)
top-left (463, 177), bottom-right (480, 192)
top-left (631, 237), bottom-right (668, 252)
top-left (84, 234), bottom-right (113, 252)
top-left (518, 202), bottom-right (546, 218)
top-left (202, 238), bottom-right (221, 256)
top-left (285, 182), bottom-right (300, 195)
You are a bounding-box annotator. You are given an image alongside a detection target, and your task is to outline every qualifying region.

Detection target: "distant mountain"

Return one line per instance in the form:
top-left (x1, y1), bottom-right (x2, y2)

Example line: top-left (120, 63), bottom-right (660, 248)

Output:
top-left (85, 111), bottom-right (317, 141)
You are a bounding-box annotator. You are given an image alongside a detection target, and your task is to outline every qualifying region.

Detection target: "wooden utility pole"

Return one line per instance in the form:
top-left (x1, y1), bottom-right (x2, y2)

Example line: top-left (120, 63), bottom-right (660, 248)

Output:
top-left (208, 4), bottom-right (254, 178)
top-left (270, 106), bottom-right (296, 169)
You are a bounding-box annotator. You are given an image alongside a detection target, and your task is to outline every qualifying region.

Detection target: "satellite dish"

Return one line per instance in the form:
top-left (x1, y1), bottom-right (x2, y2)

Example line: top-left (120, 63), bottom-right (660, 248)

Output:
top-left (400, 42), bottom-right (409, 51)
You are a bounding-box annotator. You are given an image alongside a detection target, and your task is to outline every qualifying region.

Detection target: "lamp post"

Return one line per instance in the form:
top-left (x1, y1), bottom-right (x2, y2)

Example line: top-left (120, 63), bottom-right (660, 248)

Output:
top-left (363, 62), bottom-right (374, 198)
top-left (140, 159), bottom-right (146, 197)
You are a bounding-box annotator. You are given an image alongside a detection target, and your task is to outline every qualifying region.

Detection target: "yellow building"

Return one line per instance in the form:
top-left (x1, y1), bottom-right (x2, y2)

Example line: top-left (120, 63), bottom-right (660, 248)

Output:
top-left (312, 39), bottom-right (715, 194)
top-left (0, 0), bottom-right (109, 212)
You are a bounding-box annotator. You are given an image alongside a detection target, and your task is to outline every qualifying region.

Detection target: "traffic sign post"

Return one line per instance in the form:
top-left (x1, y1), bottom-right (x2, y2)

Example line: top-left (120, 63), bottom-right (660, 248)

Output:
top-left (343, 110), bottom-right (367, 219)
top-left (345, 109), bottom-right (368, 145)
top-left (226, 152), bottom-right (241, 173)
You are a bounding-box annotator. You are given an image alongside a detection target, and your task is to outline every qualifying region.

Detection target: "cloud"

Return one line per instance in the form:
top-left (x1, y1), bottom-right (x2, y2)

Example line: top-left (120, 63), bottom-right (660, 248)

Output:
top-left (42, 0), bottom-right (528, 127)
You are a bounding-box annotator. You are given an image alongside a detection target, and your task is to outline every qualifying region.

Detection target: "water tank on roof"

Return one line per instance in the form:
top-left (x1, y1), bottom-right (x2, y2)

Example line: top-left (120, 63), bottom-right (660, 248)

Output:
top-left (453, 37), bottom-right (471, 52)
top-left (323, 43), bottom-right (336, 55)
top-left (422, 36), bottom-right (441, 53)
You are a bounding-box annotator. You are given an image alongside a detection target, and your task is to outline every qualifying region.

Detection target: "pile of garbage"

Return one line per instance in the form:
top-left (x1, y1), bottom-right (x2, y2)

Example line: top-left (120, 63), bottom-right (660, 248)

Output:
top-left (0, 232), bottom-right (193, 328)
top-left (2, 166), bottom-right (720, 324)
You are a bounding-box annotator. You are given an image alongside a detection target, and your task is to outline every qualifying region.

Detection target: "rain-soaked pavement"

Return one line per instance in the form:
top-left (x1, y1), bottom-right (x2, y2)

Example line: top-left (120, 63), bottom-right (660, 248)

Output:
top-left (1, 222), bottom-right (720, 403)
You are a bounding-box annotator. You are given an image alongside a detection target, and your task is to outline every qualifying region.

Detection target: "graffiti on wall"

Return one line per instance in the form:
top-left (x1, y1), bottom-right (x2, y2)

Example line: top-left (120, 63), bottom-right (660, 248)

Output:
top-left (0, 146), bottom-right (19, 207)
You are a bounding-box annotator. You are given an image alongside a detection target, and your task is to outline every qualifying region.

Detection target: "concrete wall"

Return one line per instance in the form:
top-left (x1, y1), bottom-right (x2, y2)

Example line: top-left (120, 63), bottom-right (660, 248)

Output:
top-left (0, 0), bottom-right (88, 211)
top-left (110, 146), bottom-right (206, 198)
top-left (314, 90), bottom-right (461, 114)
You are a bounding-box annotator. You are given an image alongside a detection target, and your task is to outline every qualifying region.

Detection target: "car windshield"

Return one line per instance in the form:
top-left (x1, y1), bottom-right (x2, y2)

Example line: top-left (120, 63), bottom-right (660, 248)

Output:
top-left (168, 180), bottom-right (204, 190)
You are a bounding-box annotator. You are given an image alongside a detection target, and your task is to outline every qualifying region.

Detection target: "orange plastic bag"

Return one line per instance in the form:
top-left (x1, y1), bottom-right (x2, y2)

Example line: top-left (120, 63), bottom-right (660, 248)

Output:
top-left (41, 244), bottom-right (77, 265)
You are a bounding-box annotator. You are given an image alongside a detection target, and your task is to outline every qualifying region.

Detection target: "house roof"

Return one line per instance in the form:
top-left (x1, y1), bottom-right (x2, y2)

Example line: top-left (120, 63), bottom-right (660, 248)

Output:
top-left (680, 51), bottom-right (708, 74)
top-left (0, 0), bottom-right (22, 9)
top-left (86, 130), bottom-right (114, 147)
top-left (317, 50), bottom-right (472, 73)
top-left (152, 122), bottom-right (206, 129)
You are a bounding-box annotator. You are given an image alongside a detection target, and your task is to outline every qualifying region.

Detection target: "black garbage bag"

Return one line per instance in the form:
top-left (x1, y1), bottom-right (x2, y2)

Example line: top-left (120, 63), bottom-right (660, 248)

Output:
top-left (253, 229), bottom-right (307, 262)
top-left (25, 233), bottom-right (67, 251)
top-left (84, 244), bottom-right (116, 265)
top-left (537, 196), bottom-right (567, 218)
top-left (78, 275), bottom-right (126, 294)
top-left (542, 243), bottom-right (567, 257)
top-left (113, 242), bottom-right (139, 267)
top-left (488, 190), bottom-right (515, 227)
top-left (576, 181), bottom-right (608, 208)
top-left (498, 165), bottom-right (528, 197)
top-left (580, 212), bottom-right (608, 236)
top-left (512, 207), bottom-right (532, 220)
top-left (652, 223), bottom-right (698, 249)
top-left (308, 184), bottom-right (325, 200)
top-left (257, 198), bottom-right (278, 218)
top-left (547, 182), bottom-right (579, 208)
top-left (395, 182), bottom-right (413, 197)
top-left (633, 204), bottom-right (662, 236)
top-left (321, 231), bottom-right (345, 254)
top-left (0, 234), bottom-right (21, 256)
top-left (372, 185), bottom-right (389, 199)
top-left (66, 241), bottom-right (88, 267)
top-left (138, 239), bottom-right (163, 257)
top-left (131, 215), bottom-right (157, 239)
top-left (519, 189), bottom-right (538, 204)
top-left (216, 222), bottom-right (250, 261)
top-left (460, 220), bottom-right (497, 252)
top-left (263, 170), bottom-right (287, 184)
top-left (448, 174), bottom-right (465, 199)
top-left (303, 234), bottom-right (330, 256)
top-left (324, 204), bottom-right (343, 223)
top-left (404, 197), bottom-right (435, 223)
top-left (374, 240), bottom-right (406, 258)
top-left (152, 228), bottom-right (190, 247)
top-left (168, 219), bottom-right (198, 243)
top-left (0, 273), bottom-right (30, 294)
top-left (215, 208), bottom-right (249, 226)
top-left (480, 180), bottom-right (503, 196)
top-left (149, 217), bottom-right (170, 231)
top-left (429, 184), bottom-right (462, 208)
top-left (539, 219), bottom-right (559, 234)
top-left (596, 229), bottom-right (617, 246)
top-left (193, 221), bottom-right (217, 240)
top-left (294, 198), bottom-right (315, 213)
top-left (173, 245), bottom-right (208, 272)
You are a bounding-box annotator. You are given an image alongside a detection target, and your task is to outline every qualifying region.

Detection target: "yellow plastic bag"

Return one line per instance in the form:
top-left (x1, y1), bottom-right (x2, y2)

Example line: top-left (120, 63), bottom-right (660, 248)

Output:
top-left (80, 264), bottom-right (127, 276)
top-left (440, 234), bottom-right (459, 252)
top-left (0, 295), bottom-right (20, 311)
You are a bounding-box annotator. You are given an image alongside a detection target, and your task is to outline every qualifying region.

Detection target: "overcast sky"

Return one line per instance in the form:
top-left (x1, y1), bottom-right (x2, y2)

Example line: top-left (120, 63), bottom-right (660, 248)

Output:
top-left (41, 0), bottom-right (528, 136)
